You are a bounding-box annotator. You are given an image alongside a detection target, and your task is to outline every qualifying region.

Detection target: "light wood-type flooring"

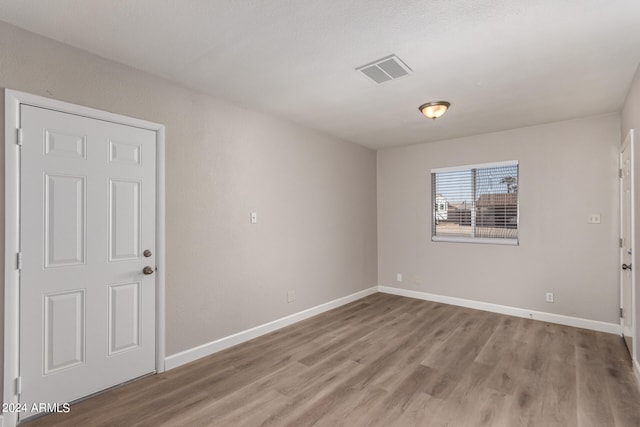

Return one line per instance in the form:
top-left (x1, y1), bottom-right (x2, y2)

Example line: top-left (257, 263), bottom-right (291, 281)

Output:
top-left (25, 293), bottom-right (640, 426)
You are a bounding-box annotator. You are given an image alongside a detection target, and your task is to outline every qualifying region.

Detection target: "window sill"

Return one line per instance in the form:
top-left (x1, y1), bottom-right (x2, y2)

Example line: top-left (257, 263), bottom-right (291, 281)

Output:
top-left (432, 236), bottom-right (519, 246)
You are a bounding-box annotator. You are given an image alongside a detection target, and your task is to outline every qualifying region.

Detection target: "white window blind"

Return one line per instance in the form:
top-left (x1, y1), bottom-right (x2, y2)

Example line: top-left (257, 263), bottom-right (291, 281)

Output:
top-left (431, 161), bottom-right (519, 245)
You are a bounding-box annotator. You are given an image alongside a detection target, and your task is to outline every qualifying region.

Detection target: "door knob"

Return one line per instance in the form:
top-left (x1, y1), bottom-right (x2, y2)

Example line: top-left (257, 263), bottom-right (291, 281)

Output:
top-left (143, 266), bottom-right (155, 275)
top-left (622, 263), bottom-right (632, 271)
top-left (143, 249), bottom-right (152, 257)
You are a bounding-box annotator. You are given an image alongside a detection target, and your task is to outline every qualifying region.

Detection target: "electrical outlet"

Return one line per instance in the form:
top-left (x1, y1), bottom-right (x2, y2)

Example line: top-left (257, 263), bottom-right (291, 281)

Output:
top-left (545, 292), bottom-right (554, 303)
top-left (396, 273), bottom-right (403, 282)
top-left (287, 290), bottom-right (296, 303)
top-left (250, 212), bottom-right (258, 224)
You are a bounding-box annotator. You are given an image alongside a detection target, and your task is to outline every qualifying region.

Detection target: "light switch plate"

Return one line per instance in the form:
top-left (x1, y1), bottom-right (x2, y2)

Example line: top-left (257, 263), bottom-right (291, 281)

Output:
top-left (588, 214), bottom-right (601, 224)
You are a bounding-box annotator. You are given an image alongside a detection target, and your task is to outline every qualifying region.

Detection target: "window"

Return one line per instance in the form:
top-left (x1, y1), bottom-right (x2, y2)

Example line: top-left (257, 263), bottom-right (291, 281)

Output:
top-left (431, 161), bottom-right (519, 245)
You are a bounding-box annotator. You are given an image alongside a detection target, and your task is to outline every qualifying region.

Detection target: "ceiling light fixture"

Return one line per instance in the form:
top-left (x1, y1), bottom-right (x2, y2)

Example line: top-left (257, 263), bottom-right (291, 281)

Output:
top-left (419, 101), bottom-right (450, 120)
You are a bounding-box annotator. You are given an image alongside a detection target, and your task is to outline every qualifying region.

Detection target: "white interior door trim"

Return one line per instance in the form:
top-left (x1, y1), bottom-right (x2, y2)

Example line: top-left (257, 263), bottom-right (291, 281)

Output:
top-left (3, 89), bottom-right (166, 427)
top-left (621, 129), bottom-right (636, 361)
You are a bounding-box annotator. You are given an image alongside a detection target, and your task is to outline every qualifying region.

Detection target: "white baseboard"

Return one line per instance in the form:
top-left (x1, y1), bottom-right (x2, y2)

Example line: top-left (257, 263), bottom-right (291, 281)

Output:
top-left (634, 358), bottom-right (640, 388)
top-left (165, 286), bottom-right (378, 370)
top-left (378, 286), bottom-right (620, 335)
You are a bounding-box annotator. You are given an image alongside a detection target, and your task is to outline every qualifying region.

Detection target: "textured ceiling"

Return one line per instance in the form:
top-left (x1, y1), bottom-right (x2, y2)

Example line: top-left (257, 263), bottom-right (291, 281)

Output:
top-left (1, 0), bottom-right (639, 149)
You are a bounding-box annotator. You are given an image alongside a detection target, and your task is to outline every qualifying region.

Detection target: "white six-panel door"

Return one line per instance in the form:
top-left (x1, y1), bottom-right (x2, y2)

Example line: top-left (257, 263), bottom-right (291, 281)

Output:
top-left (19, 105), bottom-right (156, 420)
top-left (621, 131), bottom-right (634, 356)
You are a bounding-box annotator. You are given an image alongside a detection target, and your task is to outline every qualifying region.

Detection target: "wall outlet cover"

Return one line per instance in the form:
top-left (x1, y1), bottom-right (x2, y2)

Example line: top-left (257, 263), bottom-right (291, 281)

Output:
top-left (287, 290), bottom-right (296, 303)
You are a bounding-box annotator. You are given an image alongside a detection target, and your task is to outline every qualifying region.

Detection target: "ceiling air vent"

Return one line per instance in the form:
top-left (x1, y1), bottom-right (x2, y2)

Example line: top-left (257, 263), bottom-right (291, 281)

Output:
top-left (356, 54), bottom-right (413, 84)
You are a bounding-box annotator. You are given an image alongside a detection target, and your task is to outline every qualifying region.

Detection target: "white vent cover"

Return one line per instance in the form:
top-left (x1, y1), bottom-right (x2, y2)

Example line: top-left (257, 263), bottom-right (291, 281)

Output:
top-left (356, 54), bottom-right (413, 83)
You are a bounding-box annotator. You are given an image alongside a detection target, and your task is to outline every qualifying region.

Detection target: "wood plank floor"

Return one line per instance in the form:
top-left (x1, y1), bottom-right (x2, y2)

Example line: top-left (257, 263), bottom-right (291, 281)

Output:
top-left (24, 293), bottom-right (640, 426)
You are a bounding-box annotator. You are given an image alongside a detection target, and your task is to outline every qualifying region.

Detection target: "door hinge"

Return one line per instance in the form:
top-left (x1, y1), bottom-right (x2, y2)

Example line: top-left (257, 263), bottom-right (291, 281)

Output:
top-left (15, 377), bottom-right (21, 395)
top-left (620, 238), bottom-right (624, 248)
top-left (16, 128), bottom-right (23, 146)
top-left (16, 252), bottom-right (22, 270)
top-left (620, 307), bottom-right (624, 318)
top-left (620, 168), bottom-right (624, 178)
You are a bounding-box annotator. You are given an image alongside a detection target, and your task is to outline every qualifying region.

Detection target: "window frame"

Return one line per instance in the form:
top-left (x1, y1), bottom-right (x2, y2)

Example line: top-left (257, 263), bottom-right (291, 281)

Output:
top-left (431, 160), bottom-right (519, 246)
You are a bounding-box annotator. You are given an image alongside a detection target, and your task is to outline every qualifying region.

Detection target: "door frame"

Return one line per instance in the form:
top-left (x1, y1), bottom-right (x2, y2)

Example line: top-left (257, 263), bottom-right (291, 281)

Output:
top-left (3, 89), bottom-right (166, 427)
top-left (620, 129), bottom-right (636, 361)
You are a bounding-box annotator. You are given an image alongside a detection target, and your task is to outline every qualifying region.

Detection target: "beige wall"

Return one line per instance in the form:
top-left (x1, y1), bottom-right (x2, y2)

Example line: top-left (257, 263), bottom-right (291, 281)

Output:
top-left (622, 65), bottom-right (640, 141)
top-left (621, 64), bottom-right (640, 362)
top-left (378, 115), bottom-right (620, 324)
top-left (0, 21), bottom-right (378, 360)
